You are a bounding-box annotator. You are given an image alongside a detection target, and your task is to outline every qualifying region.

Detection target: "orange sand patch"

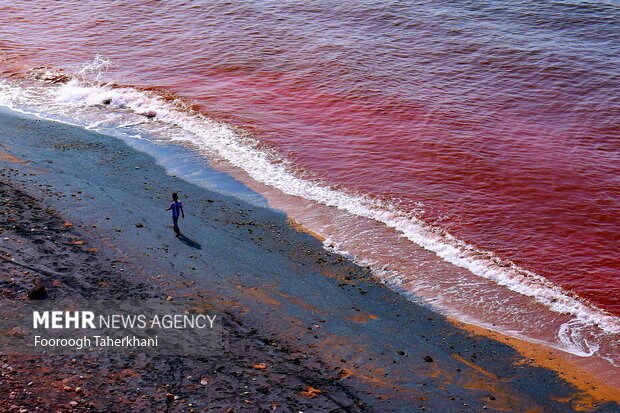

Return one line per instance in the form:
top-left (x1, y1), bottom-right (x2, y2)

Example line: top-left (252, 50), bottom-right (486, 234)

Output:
top-left (345, 311), bottom-right (379, 323)
top-left (68, 236), bottom-right (85, 245)
top-left (422, 355), bottom-right (525, 411)
top-left (234, 284), bottom-right (281, 307)
top-left (187, 290), bottom-right (250, 315)
top-left (287, 217), bottom-right (326, 242)
top-left (452, 353), bottom-right (498, 380)
top-left (338, 368), bottom-right (353, 379)
top-left (108, 369), bottom-right (142, 381)
top-left (274, 290), bottom-right (324, 314)
top-left (0, 150), bottom-right (26, 164)
top-left (452, 319), bottom-right (620, 409)
top-left (299, 385), bottom-right (322, 398)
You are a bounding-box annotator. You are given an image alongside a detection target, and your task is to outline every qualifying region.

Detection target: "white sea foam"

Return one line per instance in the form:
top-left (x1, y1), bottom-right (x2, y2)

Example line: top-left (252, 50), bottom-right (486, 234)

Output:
top-left (1, 62), bottom-right (619, 358)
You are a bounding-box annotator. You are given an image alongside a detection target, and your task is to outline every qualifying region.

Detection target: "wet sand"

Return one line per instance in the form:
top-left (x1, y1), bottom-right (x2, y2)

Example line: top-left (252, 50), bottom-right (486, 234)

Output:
top-left (1, 107), bottom-right (619, 412)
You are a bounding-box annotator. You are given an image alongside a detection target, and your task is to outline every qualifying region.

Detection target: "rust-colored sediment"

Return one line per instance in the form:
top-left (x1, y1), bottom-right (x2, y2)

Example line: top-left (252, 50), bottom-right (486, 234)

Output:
top-left (452, 320), bottom-right (620, 409)
top-left (235, 283), bottom-right (282, 307)
top-left (274, 290), bottom-right (324, 315)
top-left (345, 311), bottom-right (379, 323)
top-left (0, 149), bottom-right (27, 164)
top-left (287, 217), bottom-right (326, 242)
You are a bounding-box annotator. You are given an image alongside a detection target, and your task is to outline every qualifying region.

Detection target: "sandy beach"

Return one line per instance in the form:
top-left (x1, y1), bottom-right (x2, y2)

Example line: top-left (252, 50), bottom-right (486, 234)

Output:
top-left (1, 107), bottom-right (619, 412)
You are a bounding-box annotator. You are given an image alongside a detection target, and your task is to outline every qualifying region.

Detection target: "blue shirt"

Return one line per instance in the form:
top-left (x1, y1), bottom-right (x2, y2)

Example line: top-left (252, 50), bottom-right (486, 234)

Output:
top-left (169, 201), bottom-right (183, 218)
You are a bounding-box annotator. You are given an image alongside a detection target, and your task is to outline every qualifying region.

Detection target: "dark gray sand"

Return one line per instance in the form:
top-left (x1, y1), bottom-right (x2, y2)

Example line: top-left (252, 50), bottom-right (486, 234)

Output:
top-left (1, 107), bottom-right (618, 412)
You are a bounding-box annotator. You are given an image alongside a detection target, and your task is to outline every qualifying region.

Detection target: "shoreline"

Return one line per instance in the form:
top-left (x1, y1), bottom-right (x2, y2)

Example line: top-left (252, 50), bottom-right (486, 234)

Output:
top-left (1, 106), bottom-right (619, 412)
top-left (280, 204), bottom-right (620, 402)
top-left (453, 320), bottom-right (620, 407)
top-left (239, 168), bottom-right (620, 400)
top-left (286, 210), bottom-right (620, 405)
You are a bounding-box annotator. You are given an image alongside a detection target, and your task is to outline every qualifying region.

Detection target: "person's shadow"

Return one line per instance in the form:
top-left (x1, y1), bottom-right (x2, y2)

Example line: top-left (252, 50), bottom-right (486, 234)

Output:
top-left (177, 234), bottom-right (202, 249)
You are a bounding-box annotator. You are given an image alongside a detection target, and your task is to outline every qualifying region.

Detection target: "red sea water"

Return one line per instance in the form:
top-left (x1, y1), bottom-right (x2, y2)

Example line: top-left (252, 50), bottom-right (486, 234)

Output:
top-left (0, 0), bottom-right (618, 320)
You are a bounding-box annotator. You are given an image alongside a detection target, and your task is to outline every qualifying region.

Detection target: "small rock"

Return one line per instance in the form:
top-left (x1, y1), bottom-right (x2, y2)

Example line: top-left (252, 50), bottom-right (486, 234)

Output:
top-left (423, 356), bottom-right (434, 363)
top-left (135, 223), bottom-right (144, 228)
top-left (28, 277), bottom-right (47, 300)
top-left (165, 393), bottom-right (174, 401)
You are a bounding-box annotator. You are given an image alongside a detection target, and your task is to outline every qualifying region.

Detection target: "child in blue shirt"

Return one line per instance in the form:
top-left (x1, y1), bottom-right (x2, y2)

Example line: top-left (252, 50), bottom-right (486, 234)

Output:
top-left (166, 192), bottom-right (184, 236)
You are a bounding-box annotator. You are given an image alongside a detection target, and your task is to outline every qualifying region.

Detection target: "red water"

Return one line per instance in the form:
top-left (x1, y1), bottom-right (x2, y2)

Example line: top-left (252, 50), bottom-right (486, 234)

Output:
top-left (1, 1), bottom-right (619, 313)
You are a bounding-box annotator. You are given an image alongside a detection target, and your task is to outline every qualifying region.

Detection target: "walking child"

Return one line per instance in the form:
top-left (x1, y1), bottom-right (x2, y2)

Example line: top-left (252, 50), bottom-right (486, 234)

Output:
top-left (166, 192), bottom-right (184, 236)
